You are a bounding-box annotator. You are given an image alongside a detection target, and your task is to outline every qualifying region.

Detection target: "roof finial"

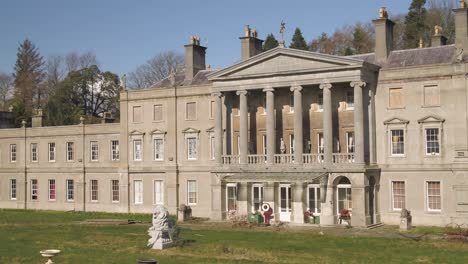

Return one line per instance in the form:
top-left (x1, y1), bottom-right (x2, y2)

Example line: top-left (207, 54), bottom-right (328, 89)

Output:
top-left (279, 20), bottom-right (286, 48)
top-left (379, 7), bottom-right (388, 19)
top-left (460, 0), bottom-right (466, 9)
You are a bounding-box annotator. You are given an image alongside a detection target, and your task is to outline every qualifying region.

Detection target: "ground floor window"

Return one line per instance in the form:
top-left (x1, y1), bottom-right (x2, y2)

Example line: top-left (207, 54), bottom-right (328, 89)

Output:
top-left (308, 185), bottom-right (321, 214)
top-left (252, 184), bottom-right (263, 212)
top-left (427, 181), bottom-right (441, 212)
top-left (279, 184), bottom-right (292, 213)
top-left (226, 183), bottom-right (238, 211)
top-left (154, 180), bottom-right (164, 205)
top-left (337, 178), bottom-right (352, 214)
top-left (48, 179), bottom-right (56, 201)
top-left (112, 180), bottom-right (120, 202)
top-left (10, 179), bottom-right (17, 200)
top-left (31, 179), bottom-right (38, 201)
top-left (134, 180), bottom-right (143, 205)
top-left (391, 181), bottom-right (405, 211)
top-left (187, 180), bottom-right (197, 205)
top-left (91, 180), bottom-right (98, 202)
top-left (66, 179), bottom-right (74, 201)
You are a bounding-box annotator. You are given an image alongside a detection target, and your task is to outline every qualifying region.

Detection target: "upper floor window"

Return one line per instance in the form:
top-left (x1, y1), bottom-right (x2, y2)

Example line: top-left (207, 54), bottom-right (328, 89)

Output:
top-left (423, 85), bottom-right (440, 107)
top-left (391, 129), bottom-right (405, 156)
top-left (317, 133), bottom-right (324, 154)
top-left (133, 139), bottom-right (142, 161)
top-left (132, 106), bottom-right (142, 123)
top-left (187, 137), bottom-right (198, 160)
top-left (425, 128), bottom-right (440, 155)
top-left (90, 141), bottom-right (99, 161)
top-left (111, 140), bottom-right (120, 161)
top-left (154, 138), bottom-right (164, 161)
top-left (66, 142), bottom-right (74, 161)
top-left (10, 144), bottom-right (17, 162)
top-left (317, 93), bottom-right (323, 111)
top-left (48, 143), bottom-right (56, 162)
top-left (31, 143), bottom-right (38, 162)
top-left (346, 132), bottom-right (354, 153)
top-left (289, 134), bottom-right (295, 155)
top-left (289, 94), bottom-right (294, 113)
top-left (186, 102), bottom-right (197, 120)
top-left (153, 104), bottom-right (163, 121)
top-left (346, 90), bottom-right (354, 110)
top-left (389, 88), bottom-right (404, 108)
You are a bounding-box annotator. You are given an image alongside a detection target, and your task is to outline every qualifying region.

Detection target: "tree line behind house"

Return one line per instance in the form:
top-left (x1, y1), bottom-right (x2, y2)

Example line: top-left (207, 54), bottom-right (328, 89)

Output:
top-left (0, 0), bottom-right (455, 127)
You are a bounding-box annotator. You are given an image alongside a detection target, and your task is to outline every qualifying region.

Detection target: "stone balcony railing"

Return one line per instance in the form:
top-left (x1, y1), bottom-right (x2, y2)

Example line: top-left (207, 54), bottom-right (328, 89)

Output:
top-left (221, 153), bottom-right (355, 166)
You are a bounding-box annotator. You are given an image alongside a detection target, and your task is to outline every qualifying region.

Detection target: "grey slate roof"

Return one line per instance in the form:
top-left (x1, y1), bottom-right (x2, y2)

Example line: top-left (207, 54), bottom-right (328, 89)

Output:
top-left (149, 45), bottom-right (457, 89)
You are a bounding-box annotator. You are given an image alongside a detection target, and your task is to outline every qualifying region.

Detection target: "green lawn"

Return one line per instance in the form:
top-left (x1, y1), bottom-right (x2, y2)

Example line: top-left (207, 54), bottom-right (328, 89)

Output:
top-left (0, 209), bottom-right (467, 263)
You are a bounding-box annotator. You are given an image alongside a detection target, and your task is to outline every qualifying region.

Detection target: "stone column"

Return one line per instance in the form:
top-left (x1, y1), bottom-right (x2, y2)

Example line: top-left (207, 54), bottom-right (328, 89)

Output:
top-left (237, 182), bottom-right (248, 215)
top-left (351, 81), bottom-right (366, 164)
top-left (319, 174), bottom-right (334, 225)
top-left (292, 182), bottom-right (306, 224)
top-left (291, 85), bottom-right (303, 164)
top-left (237, 90), bottom-right (248, 164)
top-left (210, 173), bottom-right (223, 220)
top-left (263, 87), bottom-right (276, 165)
top-left (368, 88), bottom-right (377, 164)
top-left (320, 81), bottom-right (333, 165)
top-left (213, 92), bottom-right (223, 164)
top-left (263, 182), bottom-right (276, 222)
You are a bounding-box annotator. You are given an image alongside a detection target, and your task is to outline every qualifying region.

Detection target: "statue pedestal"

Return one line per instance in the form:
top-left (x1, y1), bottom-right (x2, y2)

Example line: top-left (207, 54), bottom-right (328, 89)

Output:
top-left (399, 216), bottom-right (412, 231)
top-left (148, 228), bottom-right (174, 250)
top-left (148, 205), bottom-right (177, 250)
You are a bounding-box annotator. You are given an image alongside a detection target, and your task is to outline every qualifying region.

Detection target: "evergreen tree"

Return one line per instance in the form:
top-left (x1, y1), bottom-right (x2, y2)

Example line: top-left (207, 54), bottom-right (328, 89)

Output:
top-left (12, 39), bottom-right (45, 126)
top-left (263, 33), bottom-right (279, 51)
top-left (289, 27), bottom-right (308, 50)
top-left (352, 24), bottom-right (373, 54)
top-left (403, 0), bottom-right (428, 49)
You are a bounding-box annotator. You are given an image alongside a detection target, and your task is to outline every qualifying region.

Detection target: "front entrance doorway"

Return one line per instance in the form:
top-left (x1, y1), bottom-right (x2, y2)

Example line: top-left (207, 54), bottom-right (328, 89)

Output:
top-left (279, 184), bottom-right (291, 222)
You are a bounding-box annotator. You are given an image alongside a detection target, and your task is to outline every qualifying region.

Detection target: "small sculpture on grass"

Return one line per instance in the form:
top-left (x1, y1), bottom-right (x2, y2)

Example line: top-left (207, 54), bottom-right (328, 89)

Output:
top-left (147, 205), bottom-right (178, 250)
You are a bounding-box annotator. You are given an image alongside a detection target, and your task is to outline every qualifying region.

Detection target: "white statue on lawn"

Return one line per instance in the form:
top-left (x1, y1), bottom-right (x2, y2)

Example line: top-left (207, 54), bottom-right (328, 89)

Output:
top-left (147, 205), bottom-right (175, 250)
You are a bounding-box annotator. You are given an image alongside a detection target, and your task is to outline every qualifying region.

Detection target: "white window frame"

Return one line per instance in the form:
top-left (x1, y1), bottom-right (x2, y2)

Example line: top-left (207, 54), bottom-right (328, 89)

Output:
top-left (154, 138), bottom-right (164, 161)
top-left (66, 142), bottom-right (74, 162)
top-left (252, 184), bottom-right (264, 213)
top-left (31, 143), bottom-right (38, 162)
top-left (31, 179), bottom-right (38, 201)
top-left (390, 129), bottom-right (405, 157)
top-left (48, 179), bottom-right (56, 201)
top-left (336, 183), bottom-right (352, 214)
top-left (307, 184), bottom-right (321, 214)
top-left (111, 180), bottom-right (120, 203)
top-left (187, 137), bottom-right (198, 160)
top-left (111, 140), bottom-right (120, 161)
top-left (425, 128), bottom-right (440, 156)
top-left (91, 180), bottom-right (98, 202)
top-left (426, 181), bottom-right (442, 212)
top-left (90, 141), bottom-right (99, 161)
top-left (48, 142), bottom-right (56, 162)
top-left (66, 179), bottom-right (74, 202)
top-left (154, 180), bottom-right (164, 205)
top-left (346, 132), bottom-right (354, 153)
top-left (10, 179), bottom-right (17, 200)
top-left (134, 180), bottom-right (143, 205)
top-left (226, 183), bottom-right (238, 212)
top-left (391, 180), bottom-right (406, 211)
top-left (187, 180), bottom-right (197, 205)
top-left (279, 184), bottom-right (292, 213)
top-left (133, 139), bottom-right (143, 161)
top-left (10, 144), bottom-right (17, 162)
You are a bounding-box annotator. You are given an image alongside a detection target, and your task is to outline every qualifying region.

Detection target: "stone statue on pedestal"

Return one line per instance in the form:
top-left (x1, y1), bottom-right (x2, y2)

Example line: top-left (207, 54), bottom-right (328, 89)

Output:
top-left (147, 205), bottom-right (176, 250)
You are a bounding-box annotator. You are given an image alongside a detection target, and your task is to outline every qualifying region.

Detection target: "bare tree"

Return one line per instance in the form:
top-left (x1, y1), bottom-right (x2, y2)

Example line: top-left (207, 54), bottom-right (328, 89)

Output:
top-left (46, 55), bottom-right (65, 87)
top-left (0, 72), bottom-right (13, 110)
top-left (128, 51), bottom-right (184, 89)
top-left (427, 0), bottom-right (456, 44)
top-left (65, 51), bottom-right (98, 72)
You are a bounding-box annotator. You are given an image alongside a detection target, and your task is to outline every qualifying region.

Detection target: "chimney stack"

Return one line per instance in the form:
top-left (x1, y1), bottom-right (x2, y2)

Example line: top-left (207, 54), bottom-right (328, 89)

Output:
top-left (185, 36), bottom-right (206, 81)
top-left (373, 7), bottom-right (394, 64)
top-left (454, 1), bottom-right (468, 57)
top-left (32, 108), bottom-right (44, 128)
top-left (431, 25), bottom-right (447, 47)
top-left (240, 25), bottom-right (264, 61)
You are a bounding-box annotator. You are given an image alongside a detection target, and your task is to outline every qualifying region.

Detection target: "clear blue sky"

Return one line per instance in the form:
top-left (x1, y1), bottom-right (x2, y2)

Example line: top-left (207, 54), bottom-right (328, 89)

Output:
top-left (0, 0), bottom-right (413, 77)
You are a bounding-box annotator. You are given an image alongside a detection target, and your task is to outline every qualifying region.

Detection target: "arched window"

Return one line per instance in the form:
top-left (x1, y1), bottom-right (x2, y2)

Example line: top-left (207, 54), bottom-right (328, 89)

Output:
top-left (337, 177), bottom-right (352, 214)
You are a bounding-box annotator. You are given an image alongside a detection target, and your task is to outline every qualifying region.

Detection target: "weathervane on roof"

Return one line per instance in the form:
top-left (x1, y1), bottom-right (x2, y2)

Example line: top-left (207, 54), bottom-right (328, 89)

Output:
top-left (279, 20), bottom-right (286, 48)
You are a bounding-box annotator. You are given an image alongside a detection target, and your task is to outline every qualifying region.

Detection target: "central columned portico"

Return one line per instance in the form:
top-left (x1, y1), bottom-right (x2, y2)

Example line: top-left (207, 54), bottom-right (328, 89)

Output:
top-left (208, 47), bottom-right (380, 226)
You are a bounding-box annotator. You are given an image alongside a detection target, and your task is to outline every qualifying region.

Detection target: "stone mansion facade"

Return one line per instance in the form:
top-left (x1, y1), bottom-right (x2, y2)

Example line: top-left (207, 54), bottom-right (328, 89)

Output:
top-left (2, 6), bottom-right (468, 227)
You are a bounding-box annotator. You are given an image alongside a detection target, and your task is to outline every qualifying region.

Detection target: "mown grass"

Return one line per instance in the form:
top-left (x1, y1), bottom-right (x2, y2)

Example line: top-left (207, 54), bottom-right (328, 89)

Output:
top-left (0, 209), bottom-right (467, 263)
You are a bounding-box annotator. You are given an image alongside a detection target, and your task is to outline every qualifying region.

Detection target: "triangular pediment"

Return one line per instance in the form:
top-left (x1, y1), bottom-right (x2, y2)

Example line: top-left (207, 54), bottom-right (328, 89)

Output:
top-left (383, 117), bottom-right (410, 125)
top-left (208, 47), bottom-right (370, 81)
top-left (129, 130), bottom-right (145, 136)
top-left (182, 127), bottom-right (200, 134)
top-left (150, 128), bottom-right (166, 135)
top-left (418, 115), bottom-right (445, 124)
